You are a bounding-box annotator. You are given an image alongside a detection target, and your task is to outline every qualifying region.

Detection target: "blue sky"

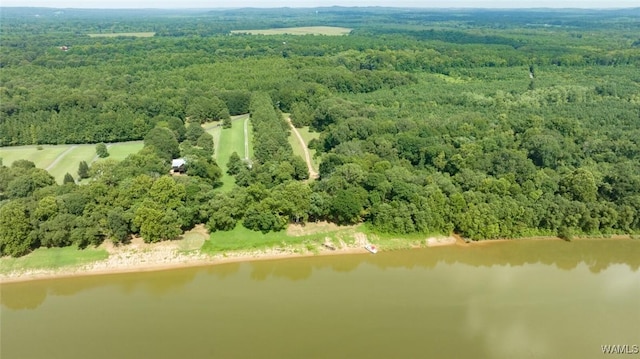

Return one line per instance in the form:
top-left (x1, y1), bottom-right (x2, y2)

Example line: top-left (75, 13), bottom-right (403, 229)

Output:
top-left (2, 0), bottom-right (638, 8)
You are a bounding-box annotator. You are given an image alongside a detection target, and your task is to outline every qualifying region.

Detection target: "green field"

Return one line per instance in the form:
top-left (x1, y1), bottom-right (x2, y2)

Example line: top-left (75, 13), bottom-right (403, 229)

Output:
top-left (46, 145), bottom-right (97, 182)
top-left (0, 145), bottom-right (69, 169)
top-left (203, 121), bottom-right (223, 158)
top-left (100, 141), bottom-right (144, 161)
top-left (231, 26), bottom-right (352, 36)
top-left (1, 141), bottom-right (144, 183)
top-left (0, 246), bottom-right (109, 274)
top-left (209, 115), bottom-right (251, 191)
top-left (87, 32), bottom-right (156, 37)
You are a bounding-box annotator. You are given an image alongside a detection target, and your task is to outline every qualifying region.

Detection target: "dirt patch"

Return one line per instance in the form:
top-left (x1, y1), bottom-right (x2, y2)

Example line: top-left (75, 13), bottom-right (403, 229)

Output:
top-left (353, 232), bottom-right (369, 246)
top-left (426, 236), bottom-right (457, 247)
top-left (286, 221), bottom-right (350, 237)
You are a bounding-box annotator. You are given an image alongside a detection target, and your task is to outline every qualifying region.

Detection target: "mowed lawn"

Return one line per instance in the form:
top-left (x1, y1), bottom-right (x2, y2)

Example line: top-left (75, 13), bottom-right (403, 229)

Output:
top-left (47, 145), bottom-right (97, 182)
top-left (1, 141), bottom-right (144, 183)
top-left (288, 126), bottom-right (320, 172)
top-left (231, 26), bottom-right (352, 36)
top-left (202, 120), bottom-right (223, 157)
top-left (215, 115), bottom-right (250, 191)
top-left (103, 141), bottom-right (144, 161)
top-left (0, 145), bottom-right (69, 169)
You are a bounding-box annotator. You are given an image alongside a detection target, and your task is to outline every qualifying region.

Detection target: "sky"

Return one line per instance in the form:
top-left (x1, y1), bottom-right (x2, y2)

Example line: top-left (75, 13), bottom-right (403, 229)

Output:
top-left (2, 0), bottom-right (638, 8)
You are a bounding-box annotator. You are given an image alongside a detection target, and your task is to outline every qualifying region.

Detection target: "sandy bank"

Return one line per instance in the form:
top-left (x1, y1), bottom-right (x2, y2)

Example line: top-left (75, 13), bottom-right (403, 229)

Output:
top-left (0, 235), bottom-right (372, 284)
top-left (6, 230), bottom-right (620, 284)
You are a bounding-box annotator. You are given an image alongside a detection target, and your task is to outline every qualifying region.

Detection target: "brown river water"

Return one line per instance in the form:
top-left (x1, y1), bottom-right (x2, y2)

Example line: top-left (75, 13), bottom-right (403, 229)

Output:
top-left (2, 239), bottom-right (639, 359)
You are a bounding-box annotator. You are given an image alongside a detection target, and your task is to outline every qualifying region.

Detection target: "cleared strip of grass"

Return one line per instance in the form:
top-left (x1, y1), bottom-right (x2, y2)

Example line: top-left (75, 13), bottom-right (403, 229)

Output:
top-left (231, 26), bottom-right (351, 36)
top-left (104, 141), bottom-right (144, 161)
top-left (247, 119), bottom-right (254, 159)
top-left (215, 115), bottom-right (250, 191)
top-left (1, 141), bottom-right (145, 183)
top-left (288, 126), bottom-right (320, 171)
top-left (0, 145), bottom-right (69, 169)
top-left (201, 223), bottom-right (358, 254)
top-left (0, 246), bottom-right (109, 274)
top-left (87, 32), bottom-right (155, 37)
top-left (203, 121), bottom-right (223, 159)
top-left (47, 145), bottom-right (96, 183)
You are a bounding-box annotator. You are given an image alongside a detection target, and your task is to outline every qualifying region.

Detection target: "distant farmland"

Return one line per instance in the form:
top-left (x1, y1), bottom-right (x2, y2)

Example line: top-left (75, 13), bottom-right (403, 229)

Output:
top-left (230, 26), bottom-right (352, 36)
top-left (87, 32), bottom-right (156, 38)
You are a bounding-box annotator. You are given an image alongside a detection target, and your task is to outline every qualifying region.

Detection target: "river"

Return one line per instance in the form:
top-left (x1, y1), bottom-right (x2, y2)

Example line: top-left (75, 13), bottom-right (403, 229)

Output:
top-left (2, 239), bottom-right (639, 359)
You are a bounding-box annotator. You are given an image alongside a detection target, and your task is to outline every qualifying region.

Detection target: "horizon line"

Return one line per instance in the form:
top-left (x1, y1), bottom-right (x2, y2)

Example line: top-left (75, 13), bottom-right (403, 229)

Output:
top-left (2, 5), bottom-right (639, 10)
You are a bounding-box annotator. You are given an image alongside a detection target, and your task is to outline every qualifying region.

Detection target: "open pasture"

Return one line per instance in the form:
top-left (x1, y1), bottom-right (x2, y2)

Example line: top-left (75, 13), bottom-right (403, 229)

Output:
top-left (98, 141), bottom-right (144, 162)
top-left (87, 32), bottom-right (156, 37)
top-left (0, 145), bottom-right (70, 170)
top-left (231, 26), bottom-right (352, 36)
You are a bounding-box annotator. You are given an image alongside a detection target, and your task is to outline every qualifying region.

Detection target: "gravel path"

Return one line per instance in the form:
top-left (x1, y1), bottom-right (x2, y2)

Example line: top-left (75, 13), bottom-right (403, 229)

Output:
top-left (244, 116), bottom-right (250, 161)
top-left (287, 117), bottom-right (319, 180)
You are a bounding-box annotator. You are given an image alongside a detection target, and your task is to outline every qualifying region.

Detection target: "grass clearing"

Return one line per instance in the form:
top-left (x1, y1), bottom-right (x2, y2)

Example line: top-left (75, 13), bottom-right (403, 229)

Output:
top-left (1, 141), bottom-right (145, 183)
top-left (231, 26), bottom-right (352, 36)
top-left (247, 119), bottom-right (254, 159)
top-left (214, 115), bottom-right (250, 191)
top-left (201, 222), bottom-right (358, 254)
top-left (203, 120), bottom-right (223, 158)
top-left (103, 141), bottom-right (144, 161)
top-left (0, 246), bottom-right (109, 274)
top-left (0, 145), bottom-right (69, 169)
top-left (87, 32), bottom-right (155, 37)
top-left (47, 145), bottom-right (96, 182)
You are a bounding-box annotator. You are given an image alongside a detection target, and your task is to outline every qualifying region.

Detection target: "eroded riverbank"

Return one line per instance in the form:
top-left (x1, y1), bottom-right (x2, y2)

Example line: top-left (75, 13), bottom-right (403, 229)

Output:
top-left (1, 223), bottom-right (635, 284)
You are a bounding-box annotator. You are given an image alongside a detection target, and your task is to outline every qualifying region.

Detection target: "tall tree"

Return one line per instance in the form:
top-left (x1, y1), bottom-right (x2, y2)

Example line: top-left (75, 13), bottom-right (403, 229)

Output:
top-left (144, 127), bottom-right (180, 161)
top-left (63, 173), bottom-right (75, 185)
top-left (78, 161), bottom-right (90, 179)
top-left (96, 143), bottom-right (109, 158)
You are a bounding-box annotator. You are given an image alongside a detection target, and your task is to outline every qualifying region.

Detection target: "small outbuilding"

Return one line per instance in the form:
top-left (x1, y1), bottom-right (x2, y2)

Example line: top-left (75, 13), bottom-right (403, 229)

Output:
top-left (171, 158), bottom-right (187, 173)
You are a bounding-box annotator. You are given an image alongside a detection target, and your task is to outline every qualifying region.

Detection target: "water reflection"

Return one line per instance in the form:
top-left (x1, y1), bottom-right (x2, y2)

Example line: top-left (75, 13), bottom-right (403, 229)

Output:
top-left (2, 239), bottom-right (638, 311)
top-left (1, 240), bottom-right (639, 359)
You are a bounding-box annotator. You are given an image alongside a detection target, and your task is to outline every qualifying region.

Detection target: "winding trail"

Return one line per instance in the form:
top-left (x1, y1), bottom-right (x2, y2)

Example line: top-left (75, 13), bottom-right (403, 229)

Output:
top-left (46, 145), bottom-right (77, 171)
top-left (287, 117), bottom-right (319, 180)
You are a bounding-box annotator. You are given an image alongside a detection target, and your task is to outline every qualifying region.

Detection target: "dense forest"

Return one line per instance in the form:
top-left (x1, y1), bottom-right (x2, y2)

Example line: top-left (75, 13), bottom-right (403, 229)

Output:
top-left (1, 7), bottom-right (640, 256)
